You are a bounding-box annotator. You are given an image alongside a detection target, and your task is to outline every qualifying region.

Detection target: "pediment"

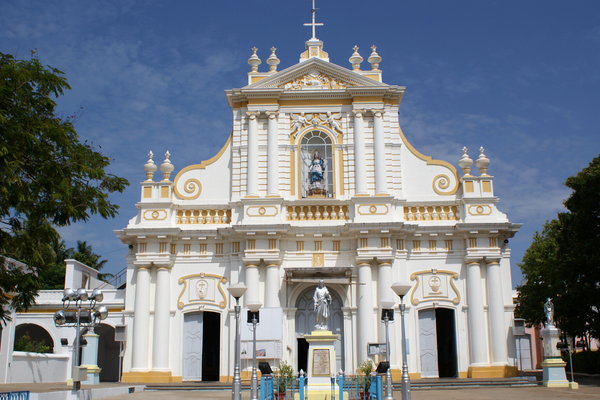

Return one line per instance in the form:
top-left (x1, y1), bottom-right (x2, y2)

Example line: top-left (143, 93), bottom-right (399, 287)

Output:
top-left (244, 58), bottom-right (388, 91)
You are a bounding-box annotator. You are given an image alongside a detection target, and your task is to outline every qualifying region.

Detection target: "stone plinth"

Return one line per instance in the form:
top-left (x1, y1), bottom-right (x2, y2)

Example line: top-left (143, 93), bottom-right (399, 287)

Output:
top-left (304, 330), bottom-right (337, 394)
top-left (540, 326), bottom-right (568, 388)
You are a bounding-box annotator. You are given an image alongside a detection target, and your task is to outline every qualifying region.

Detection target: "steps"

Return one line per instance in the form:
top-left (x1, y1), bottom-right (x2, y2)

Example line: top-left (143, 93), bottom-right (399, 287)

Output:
top-left (146, 377), bottom-right (538, 392)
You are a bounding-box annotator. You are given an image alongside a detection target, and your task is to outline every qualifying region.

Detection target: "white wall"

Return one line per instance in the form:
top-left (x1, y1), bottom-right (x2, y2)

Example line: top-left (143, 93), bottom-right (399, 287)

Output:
top-left (8, 352), bottom-right (70, 383)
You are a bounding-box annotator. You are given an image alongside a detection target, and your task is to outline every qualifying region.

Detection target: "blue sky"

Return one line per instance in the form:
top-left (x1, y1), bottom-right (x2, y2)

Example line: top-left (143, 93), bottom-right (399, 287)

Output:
top-left (2, 0), bottom-right (599, 288)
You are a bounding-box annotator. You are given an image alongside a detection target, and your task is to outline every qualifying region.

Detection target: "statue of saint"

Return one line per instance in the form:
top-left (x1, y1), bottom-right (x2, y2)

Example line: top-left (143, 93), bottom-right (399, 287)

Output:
top-left (309, 151), bottom-right (325, 185)
top-left (313, 280), bottom-right (332, 330)
top-left (544, 298), bottom-right (555, 327)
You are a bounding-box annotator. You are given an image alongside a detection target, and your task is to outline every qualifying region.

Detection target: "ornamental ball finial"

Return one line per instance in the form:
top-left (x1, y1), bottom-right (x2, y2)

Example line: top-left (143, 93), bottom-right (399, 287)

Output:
top-left (367, 45), bottom-right (382, 71)
top-left (349, 46), bottom-right (363, 72)
top-left (160, 150), bottom-right (174, 181)
top-left (475, 146), bottom-right (490, 176)
top-left (267, 46), bottom-right (280, 73)
top-left (458, 146), bottom-right (473, 176)
top-left (143, 150), bottom-right (157, 181)
top-left (248, 47), bottom-right (262, 72)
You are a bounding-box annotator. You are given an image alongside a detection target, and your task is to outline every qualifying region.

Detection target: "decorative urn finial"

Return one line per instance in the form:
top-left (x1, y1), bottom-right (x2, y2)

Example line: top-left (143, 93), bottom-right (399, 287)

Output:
top-left (475, 146), bottom-right (490, 175)
top-left (458, 147), bottom-right (473, 176)
top-left (367, 45), bottom-right (382, 71)
top-left (160, 151), bottom-right (174, 181)
top-left (143, 151), bottom-right (157, 181)
top-left (248, 47), bottom-right (261, 72)
top-left (349, 46), bottom-right (363, 71)
top-left (267, 47), bottom-right (280, 73)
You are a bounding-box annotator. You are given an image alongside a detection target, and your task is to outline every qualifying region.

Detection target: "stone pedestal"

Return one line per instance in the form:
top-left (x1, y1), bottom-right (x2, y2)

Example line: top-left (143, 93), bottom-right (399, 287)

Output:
top-left (81, 332), bottom-right (101, 384)
top-left (540, 326), bottom-right (568, 388)
top-left (304, 330), bottom-right (337, 395)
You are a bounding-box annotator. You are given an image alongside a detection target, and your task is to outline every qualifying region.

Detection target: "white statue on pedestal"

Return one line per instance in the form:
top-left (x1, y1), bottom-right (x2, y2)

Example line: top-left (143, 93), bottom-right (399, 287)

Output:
top-left (544, 298), bottom-right (555, 327)
top-left (313, 280), bottom-right (332, 331)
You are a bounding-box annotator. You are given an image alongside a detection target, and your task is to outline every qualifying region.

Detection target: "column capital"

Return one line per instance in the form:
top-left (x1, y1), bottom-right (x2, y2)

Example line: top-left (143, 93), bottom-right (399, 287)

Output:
top-left (243, 259), bottom-right (260, 268)
top-left (484, 257), bottom-right (501, 265)
top-left (376, 258), bottom-right (393, 266)
top-left (464, 257), bottom-right (483, 265)
top-left (265, 111), bottom-right (279, 119)
top-left (352, 109), bottom-right (366, 117)
top-left (246, 111), bottom-right (260, 119)
top-left (266, 263), bottom-right (280, 267)
top-left (371, 109), bottom-right (385, 118)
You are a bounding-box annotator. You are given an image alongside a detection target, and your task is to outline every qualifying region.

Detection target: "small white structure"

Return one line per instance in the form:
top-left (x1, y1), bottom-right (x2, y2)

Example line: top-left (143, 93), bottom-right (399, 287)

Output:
top-left (114, 7), bottom-right (521, 384)
top-left (0, 259), bottom-right (124, 384)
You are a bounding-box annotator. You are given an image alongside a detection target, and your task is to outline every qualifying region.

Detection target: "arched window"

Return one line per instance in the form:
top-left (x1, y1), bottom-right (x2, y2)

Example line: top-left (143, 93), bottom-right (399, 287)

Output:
top-left (14, 323), bottom-right (54, 353)
top-left (300, 130), bottom-right (334, 198)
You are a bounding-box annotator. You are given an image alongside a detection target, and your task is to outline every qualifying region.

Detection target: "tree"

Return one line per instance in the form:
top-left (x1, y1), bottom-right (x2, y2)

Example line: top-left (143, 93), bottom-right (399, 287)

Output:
top-left (0, 51), bottom-right (129, 324)
top-left (516, 155), bottom-right (600, 341)
top-left (37, 237), bottom-right (73, 290)
top-left (72, 240), bottom-right (107, 271)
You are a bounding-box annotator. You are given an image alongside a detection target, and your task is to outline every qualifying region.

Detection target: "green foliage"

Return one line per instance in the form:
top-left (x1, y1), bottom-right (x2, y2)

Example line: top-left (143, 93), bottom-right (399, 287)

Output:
top-left (14, 331), bottom-right (50, 353)
top-left (357, 359), bottom-right (374, 392)
top-left (0, 51), bottom-right (129, 324)
top-left (516, 155), bottom-right (600, 340)
top-left (565, 350), bottom-right (600, 375)
top-left (275, 360), bottom-right (294, 393)
top-left (38, 237), bottom-right (73, 290)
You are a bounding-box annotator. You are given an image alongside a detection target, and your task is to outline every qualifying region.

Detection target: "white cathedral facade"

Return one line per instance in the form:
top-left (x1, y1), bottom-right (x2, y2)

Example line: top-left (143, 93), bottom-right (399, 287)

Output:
top-left (115, 33), bottom-right (521, 383)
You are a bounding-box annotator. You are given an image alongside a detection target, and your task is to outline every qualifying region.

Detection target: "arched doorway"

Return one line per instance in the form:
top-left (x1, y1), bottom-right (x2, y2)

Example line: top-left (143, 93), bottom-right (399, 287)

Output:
top-left (418, 307), bottom-right (458, 378)
top-left (295, 287), bottom-right (344, 373)
top-left (95, 324), bottom-right (120, 382)
top-left (183, 311), bottom-right (221, 381)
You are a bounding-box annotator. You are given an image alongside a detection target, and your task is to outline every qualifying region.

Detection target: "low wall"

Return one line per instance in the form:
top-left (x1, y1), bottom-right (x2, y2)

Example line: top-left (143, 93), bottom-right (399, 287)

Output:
top-left (9, 352), bottom-right (70, 383)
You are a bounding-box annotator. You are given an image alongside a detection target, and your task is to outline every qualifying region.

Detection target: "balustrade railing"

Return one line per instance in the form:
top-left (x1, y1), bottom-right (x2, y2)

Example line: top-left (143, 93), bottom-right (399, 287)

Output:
top-left (287, 205), bottom-right (349, 221)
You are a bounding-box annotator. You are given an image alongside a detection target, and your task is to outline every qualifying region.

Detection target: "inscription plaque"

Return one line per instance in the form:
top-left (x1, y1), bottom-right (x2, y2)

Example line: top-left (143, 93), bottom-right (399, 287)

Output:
top-left (312, 349), bottom-right (331, 376)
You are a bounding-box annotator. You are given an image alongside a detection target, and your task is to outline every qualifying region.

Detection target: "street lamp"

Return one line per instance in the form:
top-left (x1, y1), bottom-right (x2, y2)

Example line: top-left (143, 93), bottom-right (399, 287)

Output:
top-left (53, 287), bottom-right (108, 391)
top-left (380, 298), bottom-right (395, 400)
top-left (391, 282), bottom-right (412, 400)
top-left (247, 301), bottom-right (262, 400)
top-left (227, 284), bottom-right (247, 400)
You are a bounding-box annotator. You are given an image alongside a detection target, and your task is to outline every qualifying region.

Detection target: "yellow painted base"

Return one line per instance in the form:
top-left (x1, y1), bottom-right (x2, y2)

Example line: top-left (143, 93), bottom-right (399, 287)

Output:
top-left (220, 375), bottom-right (233, 383)
top-left (121, 371), bottom-right (182, 383)
top-left (542, 380), bottom-right (569, 388)
top-left (458, 371), bottom-right (468, 378)
top-left (389, 369), bottom-right (420, 381)
top-left (468, 365), bottom-right (518, 378)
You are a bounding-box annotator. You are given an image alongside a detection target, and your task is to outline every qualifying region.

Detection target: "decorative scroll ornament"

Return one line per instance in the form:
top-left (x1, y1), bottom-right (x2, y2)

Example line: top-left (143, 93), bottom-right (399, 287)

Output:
top-left (290, 112), bottom-right (343, 134)
top-left (409, 269), bottom-right (460, 305)
top-left (177, 273), bottom-right (228, 309)
top-left (281, 71), bottom-right (349, 91)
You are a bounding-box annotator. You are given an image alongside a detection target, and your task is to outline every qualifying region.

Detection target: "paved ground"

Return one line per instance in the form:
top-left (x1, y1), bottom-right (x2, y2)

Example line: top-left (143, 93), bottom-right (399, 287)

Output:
top-left (2, 373), bottom-right (599, 400)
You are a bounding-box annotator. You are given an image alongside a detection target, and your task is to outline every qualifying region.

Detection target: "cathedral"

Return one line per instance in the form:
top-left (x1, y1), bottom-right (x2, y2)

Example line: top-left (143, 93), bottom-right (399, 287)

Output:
top-left (115, 10), bottom-right (521, 383)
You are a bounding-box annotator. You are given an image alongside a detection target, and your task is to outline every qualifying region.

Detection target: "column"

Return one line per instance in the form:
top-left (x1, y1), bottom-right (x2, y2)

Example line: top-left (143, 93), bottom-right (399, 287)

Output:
top-left (266, 112), bottom-right (279, 196)
top-left (80, 330), bottom-right (101, 384)
top-left (357, 261), bottom-right (374, 362)
top-left (353, 110), bottom-right (367, 195)
top-left (131, 265), bottom-right (151, 371)
top-left (486, 259), bottom-right (508, 365)
top-left (152, 265), bottom-right (171, 371)
top-left (245, 262), bottom-right (260, 305)
top-left (466, 259), bottom-right (487, 365)
top-left (372, 110), bottom-right (387, 195)
top-left (265, 263), bottom-right (280, 307)
top-left (377, 260), bottom-right (393, 342)
top-left (246, 112), bottom-right (259, 197)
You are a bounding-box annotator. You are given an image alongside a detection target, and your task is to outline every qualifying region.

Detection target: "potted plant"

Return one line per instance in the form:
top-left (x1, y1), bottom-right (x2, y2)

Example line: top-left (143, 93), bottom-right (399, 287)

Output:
top-left (357, 359), bottom-right (374, 399)
top-left (275, 360), bottom-right (294, 399)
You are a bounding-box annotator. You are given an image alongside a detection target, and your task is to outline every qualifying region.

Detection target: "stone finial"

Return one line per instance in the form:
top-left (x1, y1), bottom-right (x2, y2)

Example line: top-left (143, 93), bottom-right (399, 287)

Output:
top-left (267, 47), bottom-right (280, 73)
top-left (475, 146), bottom-right (490, 175)
top-left (349, 45), bottom-right (363, 71)
top-left (248, 47), bottom-right (261, 72)
top-left (143, 151), bottom-right (157, 181)
top-left (160, 150), bottom-right (174, 181)
top-left (458, 147), bottom-right (473, 176)
top-left (367, 45), bottom-right (382, 71)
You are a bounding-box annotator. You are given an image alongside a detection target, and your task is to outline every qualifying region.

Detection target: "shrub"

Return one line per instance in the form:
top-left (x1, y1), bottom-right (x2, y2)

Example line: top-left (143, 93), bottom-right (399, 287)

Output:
top-left (14, 331), bottom-right (50, 353)
top-left (275, 360), bottom-right (294, 393)
top-left (565, 350), bottom-right (600, 374)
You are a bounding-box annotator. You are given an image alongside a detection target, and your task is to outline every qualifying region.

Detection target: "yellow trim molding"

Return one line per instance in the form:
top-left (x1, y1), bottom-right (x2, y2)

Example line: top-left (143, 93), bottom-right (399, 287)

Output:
top-left (467, 365), bottom-right (518, 378)
top-left (121, 371), bottom-right (182, 383)
top-left (397, 127), bottom-right (460, 195)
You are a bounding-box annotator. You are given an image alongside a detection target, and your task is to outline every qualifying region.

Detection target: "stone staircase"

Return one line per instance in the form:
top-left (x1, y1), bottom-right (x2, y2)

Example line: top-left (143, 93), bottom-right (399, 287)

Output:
top-left (145, 377), bottom-right (538, 392)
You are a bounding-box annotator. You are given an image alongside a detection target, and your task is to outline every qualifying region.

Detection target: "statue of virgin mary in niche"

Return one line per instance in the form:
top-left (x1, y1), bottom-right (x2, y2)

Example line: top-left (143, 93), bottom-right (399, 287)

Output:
top-left (309, 150), bottom-right (326, 186)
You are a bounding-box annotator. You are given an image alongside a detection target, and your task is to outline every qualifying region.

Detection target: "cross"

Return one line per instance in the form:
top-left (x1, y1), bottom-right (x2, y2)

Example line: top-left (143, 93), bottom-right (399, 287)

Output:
top-left (303, 0), bottom-right (323, 40)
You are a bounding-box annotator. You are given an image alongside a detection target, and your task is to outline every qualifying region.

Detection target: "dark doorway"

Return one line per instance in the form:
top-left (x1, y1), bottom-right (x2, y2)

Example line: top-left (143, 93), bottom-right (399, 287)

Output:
top-left (202, 311), bottom-right (220, 381)
top-left (96, 324), bottom-right (120, 382)
top-left (435, 308), bottom-right (458, 378)
top-left (297, 338), bottom-right (309, 373)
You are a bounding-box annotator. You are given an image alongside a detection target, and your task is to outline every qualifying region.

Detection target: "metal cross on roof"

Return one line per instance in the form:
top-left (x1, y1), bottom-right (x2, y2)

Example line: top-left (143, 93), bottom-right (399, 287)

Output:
top-left (303, 0), bottom-right (323, 40)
